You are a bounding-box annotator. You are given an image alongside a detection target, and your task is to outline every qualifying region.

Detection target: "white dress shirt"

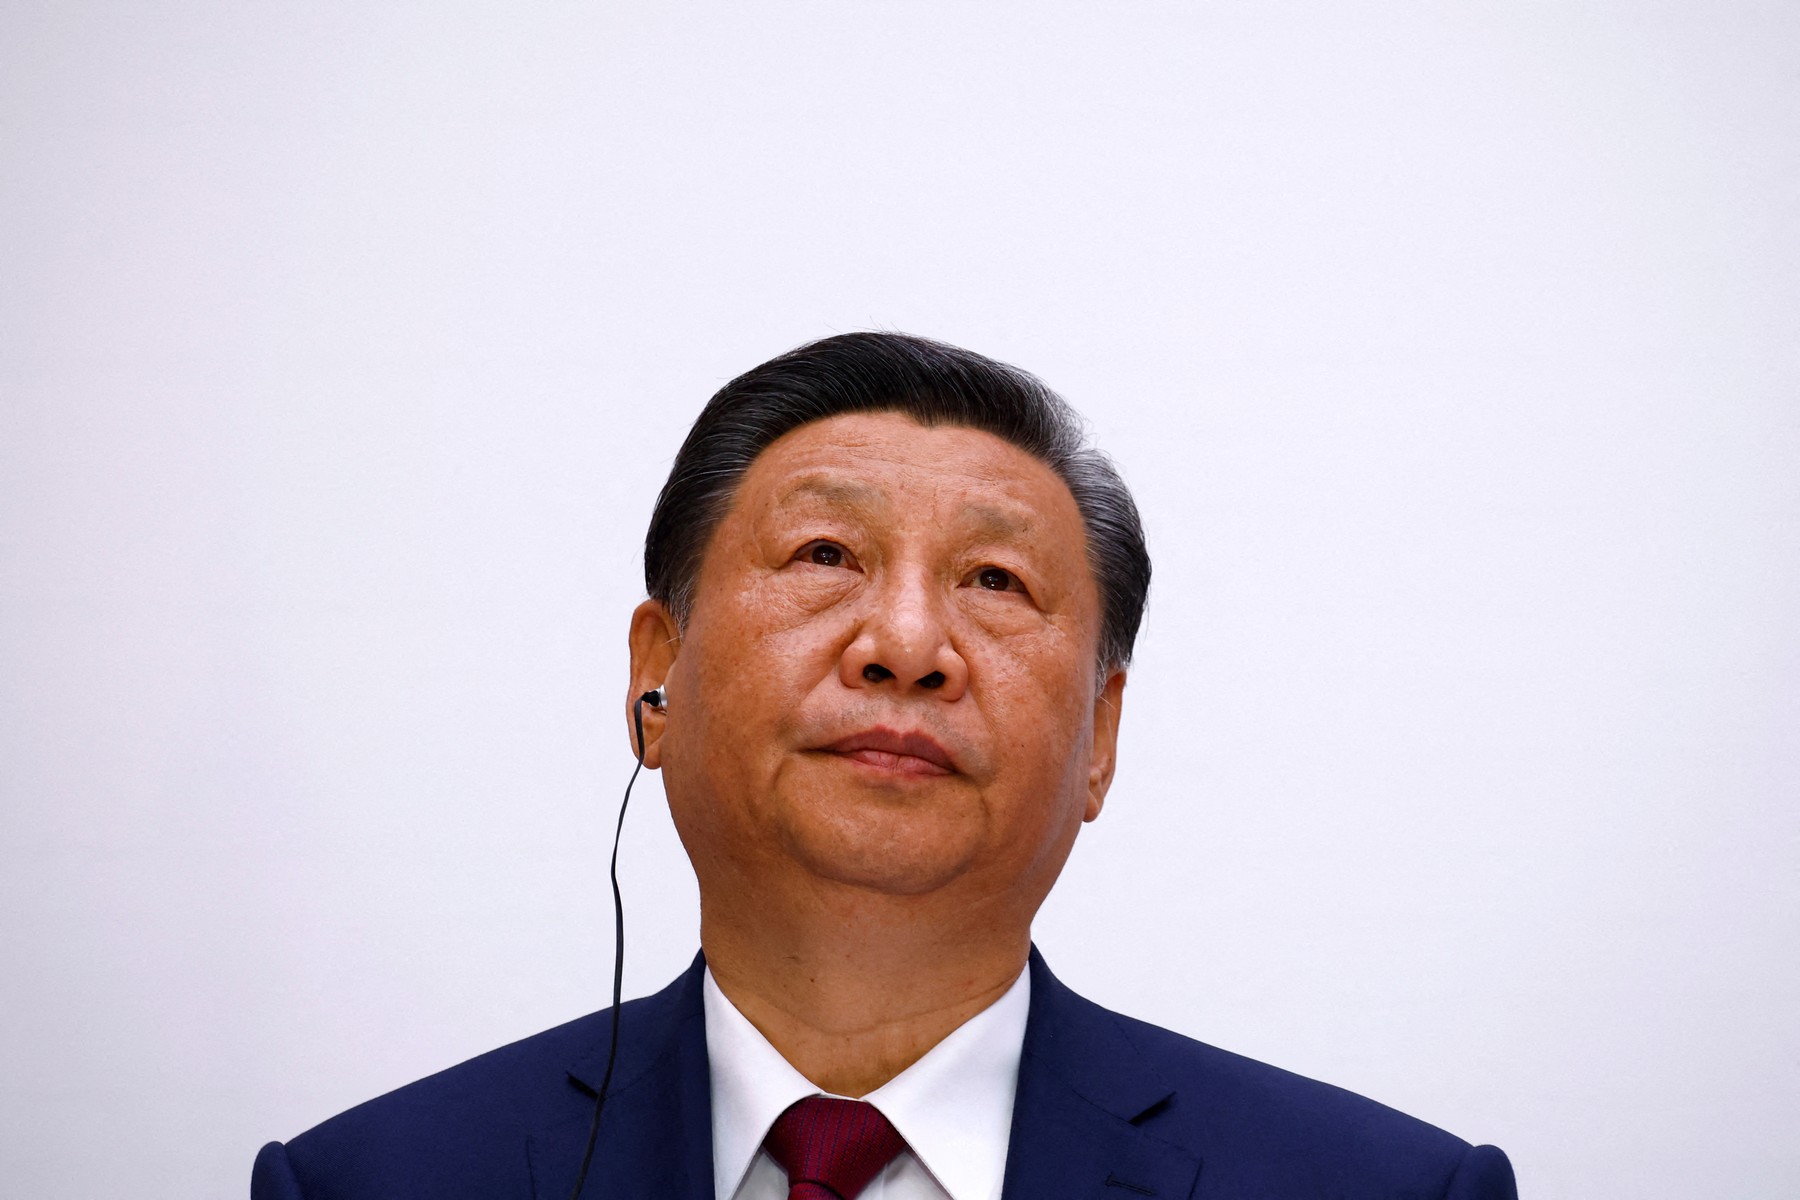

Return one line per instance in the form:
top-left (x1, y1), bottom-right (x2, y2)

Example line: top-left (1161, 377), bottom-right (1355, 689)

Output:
top-left (703, 965), bottom-right (1030, 1200)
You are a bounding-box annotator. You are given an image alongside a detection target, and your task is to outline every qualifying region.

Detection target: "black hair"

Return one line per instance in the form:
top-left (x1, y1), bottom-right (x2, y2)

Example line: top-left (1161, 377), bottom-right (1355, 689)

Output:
top-left (643, 331), bottom-right (1151, 672)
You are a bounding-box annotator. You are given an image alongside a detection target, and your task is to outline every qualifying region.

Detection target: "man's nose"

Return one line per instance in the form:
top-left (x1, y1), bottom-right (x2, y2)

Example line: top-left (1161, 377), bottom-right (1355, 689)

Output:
top-left (839, 569), bottom-right (968, 701)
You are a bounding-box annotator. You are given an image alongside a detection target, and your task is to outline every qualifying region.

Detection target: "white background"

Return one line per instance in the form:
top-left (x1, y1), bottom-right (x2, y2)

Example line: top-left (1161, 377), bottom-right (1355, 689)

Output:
top-left (3, 3), bottom-right (1796, 1197)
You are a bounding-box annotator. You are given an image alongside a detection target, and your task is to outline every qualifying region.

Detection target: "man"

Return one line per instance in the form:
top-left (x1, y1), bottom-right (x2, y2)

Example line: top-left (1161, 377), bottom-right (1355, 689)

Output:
top-left (253, 333), bottom-right (1517, 1199)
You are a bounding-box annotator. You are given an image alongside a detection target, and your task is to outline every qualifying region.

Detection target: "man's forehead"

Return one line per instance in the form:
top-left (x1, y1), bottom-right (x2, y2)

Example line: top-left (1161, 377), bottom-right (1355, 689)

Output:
top-left (771, 471), bottom-right (1040, 541)
top-left (744, 413), bottom-right (1076, 517)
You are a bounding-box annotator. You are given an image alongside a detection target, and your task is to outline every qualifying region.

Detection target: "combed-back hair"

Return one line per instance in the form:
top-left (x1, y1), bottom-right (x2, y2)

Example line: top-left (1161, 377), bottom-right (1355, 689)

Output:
top-left (643, 332), bottom-right (1151, 673)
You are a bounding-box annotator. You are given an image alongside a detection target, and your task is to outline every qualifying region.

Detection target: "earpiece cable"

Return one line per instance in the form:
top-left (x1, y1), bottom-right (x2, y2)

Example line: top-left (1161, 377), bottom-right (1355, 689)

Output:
top-left (567, 691), bottom-right (655, 1200)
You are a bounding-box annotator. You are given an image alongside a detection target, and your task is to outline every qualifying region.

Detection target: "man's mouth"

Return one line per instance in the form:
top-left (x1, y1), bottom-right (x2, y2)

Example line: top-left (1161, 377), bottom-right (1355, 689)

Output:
top-left (819, 727), bottom-right (958, 777)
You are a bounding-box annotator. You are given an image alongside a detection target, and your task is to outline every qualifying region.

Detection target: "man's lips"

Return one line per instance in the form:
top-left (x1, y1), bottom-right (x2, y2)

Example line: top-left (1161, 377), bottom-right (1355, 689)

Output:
top-left (819, 727), bottom-right (958, 777)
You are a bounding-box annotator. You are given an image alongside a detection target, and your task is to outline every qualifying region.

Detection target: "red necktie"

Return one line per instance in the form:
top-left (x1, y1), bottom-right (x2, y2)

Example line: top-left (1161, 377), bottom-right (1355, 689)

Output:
top-left (763, 1095), bottom-right (908, 1200)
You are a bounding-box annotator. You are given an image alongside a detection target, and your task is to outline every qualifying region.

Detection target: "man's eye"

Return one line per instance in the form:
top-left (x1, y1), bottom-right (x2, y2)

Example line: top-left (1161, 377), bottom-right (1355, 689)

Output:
top-left (975, 566), bottom-right (1017, 591)
top-left (798, 540), bottom-right (851, 568)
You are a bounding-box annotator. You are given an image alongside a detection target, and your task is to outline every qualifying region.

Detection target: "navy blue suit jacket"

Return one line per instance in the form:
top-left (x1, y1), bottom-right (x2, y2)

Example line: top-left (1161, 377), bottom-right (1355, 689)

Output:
top-left (254, 949), bottom-right (1516, 1199)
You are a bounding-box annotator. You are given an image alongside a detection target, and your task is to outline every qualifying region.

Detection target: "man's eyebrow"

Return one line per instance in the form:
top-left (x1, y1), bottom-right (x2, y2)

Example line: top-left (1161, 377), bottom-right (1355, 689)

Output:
top-left (772, 479), bottom-right (1039, 540)
top-left (960, 503), bottom-right (1035, 541)
top-left (775, 475), bottom-right (890, 510)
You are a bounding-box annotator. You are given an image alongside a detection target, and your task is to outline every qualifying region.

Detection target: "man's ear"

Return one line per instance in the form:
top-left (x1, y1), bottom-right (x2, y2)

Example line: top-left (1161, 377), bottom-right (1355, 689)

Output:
top-left (1085, 669), bottom-right (1126, 822)
top-left (627, 599), bottom-right (682, 769)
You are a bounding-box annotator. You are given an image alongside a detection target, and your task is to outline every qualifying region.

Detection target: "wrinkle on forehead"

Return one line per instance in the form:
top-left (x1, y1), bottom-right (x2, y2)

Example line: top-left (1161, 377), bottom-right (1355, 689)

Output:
top-left (757, 425), bottom-right (1064, 525)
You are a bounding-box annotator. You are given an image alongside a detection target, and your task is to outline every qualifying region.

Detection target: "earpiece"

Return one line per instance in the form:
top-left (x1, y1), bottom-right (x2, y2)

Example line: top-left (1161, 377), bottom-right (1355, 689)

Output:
top-left (570, 682), bottom-right (667, 1198)
top-left (571, 686), bottom-right (665, 1199)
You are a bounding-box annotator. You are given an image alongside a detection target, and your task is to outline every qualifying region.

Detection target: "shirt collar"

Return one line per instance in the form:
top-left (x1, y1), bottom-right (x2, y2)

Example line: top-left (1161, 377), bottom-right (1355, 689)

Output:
top-left (703, 964), bottom-right (1030, 1200)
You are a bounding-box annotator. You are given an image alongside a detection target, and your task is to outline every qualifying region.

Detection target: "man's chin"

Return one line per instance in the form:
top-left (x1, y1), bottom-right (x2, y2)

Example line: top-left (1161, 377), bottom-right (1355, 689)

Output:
top-left (778, 820), bottom-right (982, 898)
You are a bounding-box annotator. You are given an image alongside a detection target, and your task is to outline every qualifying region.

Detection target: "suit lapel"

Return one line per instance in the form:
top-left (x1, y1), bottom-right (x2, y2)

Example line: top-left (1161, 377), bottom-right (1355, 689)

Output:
top-left (529, 955), bottom-right (715, 1200)
top-left (1002, 949), bottom-right (1202, 1200)
top-left (525, 948), bottom-right (1201, 1200)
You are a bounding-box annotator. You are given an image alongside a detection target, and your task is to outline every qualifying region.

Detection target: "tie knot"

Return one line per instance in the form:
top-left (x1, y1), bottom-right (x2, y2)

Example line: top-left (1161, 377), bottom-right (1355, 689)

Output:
top-left (763, 1096), bottom-right (908, 1200)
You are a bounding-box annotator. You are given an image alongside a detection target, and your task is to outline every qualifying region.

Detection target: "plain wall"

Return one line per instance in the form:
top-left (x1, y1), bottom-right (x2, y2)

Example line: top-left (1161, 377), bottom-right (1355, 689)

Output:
top-left (2, 2), bottom-right (1796, 1196)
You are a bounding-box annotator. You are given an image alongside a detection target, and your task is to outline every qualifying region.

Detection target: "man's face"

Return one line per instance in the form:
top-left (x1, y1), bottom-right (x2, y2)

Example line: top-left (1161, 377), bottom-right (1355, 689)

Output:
top-left (634, 411), bottom-right (1125, 914)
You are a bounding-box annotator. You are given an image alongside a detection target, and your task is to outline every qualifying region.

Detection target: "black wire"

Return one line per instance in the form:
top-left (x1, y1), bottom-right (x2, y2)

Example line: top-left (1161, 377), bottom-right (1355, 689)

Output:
top-left (567, 692), bottom-right (652, 1200)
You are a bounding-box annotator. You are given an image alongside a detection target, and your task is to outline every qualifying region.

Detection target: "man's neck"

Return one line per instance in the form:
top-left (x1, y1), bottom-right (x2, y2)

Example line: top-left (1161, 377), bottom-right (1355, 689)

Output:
top-left (699, 904), bottom-right (1030, 1098)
